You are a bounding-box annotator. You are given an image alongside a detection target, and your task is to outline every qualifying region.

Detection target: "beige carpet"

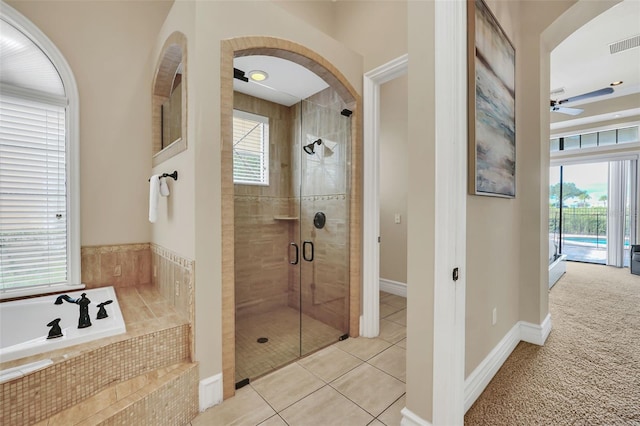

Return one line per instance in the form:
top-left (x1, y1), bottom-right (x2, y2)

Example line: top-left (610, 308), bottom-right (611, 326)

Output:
top-left (465, 262), bottom-right (640, 425)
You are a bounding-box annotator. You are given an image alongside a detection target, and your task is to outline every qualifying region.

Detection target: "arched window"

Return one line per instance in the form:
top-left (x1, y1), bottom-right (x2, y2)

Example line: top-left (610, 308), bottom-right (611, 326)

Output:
top-left (0, 4), bottom-right (80, 297)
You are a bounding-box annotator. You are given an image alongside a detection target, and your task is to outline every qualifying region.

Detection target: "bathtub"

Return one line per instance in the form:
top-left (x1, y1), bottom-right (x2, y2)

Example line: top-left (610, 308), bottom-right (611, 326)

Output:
top-left (0, 286), bottom-right (126, 363)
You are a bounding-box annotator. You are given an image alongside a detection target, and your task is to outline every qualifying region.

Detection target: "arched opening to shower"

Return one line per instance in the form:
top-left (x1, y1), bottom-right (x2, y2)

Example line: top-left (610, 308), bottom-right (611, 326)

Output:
top-left (220, 37), bottom-right (361, 399)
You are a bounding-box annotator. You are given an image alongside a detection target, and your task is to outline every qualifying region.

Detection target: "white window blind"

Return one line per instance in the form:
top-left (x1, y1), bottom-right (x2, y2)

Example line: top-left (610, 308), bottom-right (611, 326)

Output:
top-left (233, 110), bottom-right (269, 185)
top-left (0, 94), bottom-right (67, 290)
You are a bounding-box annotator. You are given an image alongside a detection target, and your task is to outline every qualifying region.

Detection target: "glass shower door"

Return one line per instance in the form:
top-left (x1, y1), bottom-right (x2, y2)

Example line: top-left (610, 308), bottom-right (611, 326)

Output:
top-left (298, 98), bottom-right (351, 356)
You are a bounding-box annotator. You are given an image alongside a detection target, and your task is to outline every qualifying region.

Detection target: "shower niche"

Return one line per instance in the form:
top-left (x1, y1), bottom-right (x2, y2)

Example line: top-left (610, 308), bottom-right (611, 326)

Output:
top-left (232, 55), bottom-right (353, 384)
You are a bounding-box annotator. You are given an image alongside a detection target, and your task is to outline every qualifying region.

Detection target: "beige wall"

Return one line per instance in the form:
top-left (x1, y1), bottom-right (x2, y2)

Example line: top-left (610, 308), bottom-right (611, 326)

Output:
top-left (405, 1), bottom-right (436, 420)
top-left (379, 75), bottom-right (408, 284)
top-left (463, 0), bottom-right (580, 378)
top-left (274, 0), bottom-right (336, 38)
top-left (465, 0), bottom-right (523, 377)
top-left (8, 0), bottom-right (173, 247)
top-left (333, 0), bottom-right (408, 71)
top-left (277, 1), bottom-right (408, 72)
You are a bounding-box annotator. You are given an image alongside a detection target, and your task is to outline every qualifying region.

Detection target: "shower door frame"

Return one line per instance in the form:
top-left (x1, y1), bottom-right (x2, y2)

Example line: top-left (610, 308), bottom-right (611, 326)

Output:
top-left (220, 36), bottom-right (362, 400)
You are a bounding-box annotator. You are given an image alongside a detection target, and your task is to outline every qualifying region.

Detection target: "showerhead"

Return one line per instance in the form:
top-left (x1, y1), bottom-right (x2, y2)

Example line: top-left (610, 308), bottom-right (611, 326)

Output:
top-left (303, 139), bottom-right (322, 155)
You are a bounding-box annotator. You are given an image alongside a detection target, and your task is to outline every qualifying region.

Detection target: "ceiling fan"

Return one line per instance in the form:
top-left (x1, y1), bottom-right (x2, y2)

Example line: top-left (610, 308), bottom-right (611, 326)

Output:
top-left (550, 87), bottom-right (614, 116)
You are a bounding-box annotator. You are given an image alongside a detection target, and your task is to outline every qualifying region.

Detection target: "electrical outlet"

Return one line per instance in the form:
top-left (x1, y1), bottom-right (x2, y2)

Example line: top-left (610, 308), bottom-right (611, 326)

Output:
top-left (394, 213), bottom-right (401, 224)
top-left (113, 265), bottom-right (122, 277)
top-left (175, 280), bottom-right (180, 297)
top-left (492, 308), bottom-right (497, 326)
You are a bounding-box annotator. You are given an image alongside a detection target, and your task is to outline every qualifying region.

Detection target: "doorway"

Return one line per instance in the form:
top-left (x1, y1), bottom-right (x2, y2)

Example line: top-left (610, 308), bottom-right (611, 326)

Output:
top-left (550, 159), bottom-right (638, 266)
top-left (220, 36), bottom-right (361, 399)
top-left (232, 85), bottom-right (353, 384)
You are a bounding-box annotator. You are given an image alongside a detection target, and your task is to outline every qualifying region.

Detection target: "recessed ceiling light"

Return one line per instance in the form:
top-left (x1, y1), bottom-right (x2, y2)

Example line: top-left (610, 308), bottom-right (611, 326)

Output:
top-left (610, 81), bottom-right (623, 86)
top-left (249, 70), bottom-right (268, 82)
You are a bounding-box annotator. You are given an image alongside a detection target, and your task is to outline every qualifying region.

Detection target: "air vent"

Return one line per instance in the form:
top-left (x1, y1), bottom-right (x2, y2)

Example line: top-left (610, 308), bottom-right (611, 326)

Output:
top-left (609, 34), bottom-right (640, 54)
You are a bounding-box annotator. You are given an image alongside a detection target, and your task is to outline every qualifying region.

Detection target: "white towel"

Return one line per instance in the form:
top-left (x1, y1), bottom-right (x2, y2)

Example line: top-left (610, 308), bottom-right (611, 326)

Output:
top-left (149, 174), bottom-right (161, 223)
top-left (159, 177), bottom-right (170, 197)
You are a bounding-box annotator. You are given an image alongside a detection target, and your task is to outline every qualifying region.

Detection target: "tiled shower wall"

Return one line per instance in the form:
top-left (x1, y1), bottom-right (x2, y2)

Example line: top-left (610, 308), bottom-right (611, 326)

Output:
top-left (287, 88), bottom-right (351, 332)
top-left (288, 195), bottom-right (350, 332)
top-left (233, 88), bottom-right (351, 331)
top-left (235, 195), bottom-right (294, 316)
top-left (234, 92), bottom-right (295, 318)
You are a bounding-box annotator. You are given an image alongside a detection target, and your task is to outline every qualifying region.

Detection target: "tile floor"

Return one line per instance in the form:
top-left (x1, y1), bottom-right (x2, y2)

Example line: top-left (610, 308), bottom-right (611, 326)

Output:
top-left (236, 307), bottom-right (344, 382)
top-left (192, 292), bottom-right (407, 426)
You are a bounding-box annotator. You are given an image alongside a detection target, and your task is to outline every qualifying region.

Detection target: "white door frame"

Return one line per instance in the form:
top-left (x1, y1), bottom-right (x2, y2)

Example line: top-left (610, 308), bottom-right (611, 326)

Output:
top-left (361, 54), bottom-right (408, 338)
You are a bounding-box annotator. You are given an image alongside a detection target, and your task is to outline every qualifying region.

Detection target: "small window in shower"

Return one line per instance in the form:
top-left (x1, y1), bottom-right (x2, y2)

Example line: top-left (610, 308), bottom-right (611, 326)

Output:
top-left (233, 110), bottom-right (269, 185)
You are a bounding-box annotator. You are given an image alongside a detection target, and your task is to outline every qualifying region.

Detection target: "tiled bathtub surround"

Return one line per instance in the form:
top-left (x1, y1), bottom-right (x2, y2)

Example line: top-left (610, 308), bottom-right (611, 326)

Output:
top-left (150, 245), bottom-right (194, 324)
top-left (150, 243), bottom-right (195, 360)
top-left (0, 285), bottom-right (191, 425)
top-left (81, 243), bottom-right (151, 288)
top-left (0, 325), bottom-right (189, 425)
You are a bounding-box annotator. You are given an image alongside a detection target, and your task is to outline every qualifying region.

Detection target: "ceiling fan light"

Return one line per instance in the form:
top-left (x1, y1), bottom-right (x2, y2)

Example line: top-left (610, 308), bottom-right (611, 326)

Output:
top-left (249, 70), bottom-right (268, 82)
top-left (610, 80), bottom-right (623, 86)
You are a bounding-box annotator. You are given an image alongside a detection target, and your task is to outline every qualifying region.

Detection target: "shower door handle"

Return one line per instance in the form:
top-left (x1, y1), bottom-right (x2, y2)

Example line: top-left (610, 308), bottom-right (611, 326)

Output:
top-left (303, 241), bottom-right (314, 262)
top-left (290, 242), bottom-right (299, 265)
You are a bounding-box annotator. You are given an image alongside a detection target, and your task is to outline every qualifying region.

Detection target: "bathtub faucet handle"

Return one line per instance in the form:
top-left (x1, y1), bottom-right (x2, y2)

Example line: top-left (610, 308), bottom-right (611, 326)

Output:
top-left (96, 300), bottom-right (113, 319)
top-left (46, 318), bottom-right (63, 339)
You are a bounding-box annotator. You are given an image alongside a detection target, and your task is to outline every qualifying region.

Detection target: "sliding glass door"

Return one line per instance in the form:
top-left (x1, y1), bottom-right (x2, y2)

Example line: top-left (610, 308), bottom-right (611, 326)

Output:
top-left (550, 159), bottom-right (638, 266)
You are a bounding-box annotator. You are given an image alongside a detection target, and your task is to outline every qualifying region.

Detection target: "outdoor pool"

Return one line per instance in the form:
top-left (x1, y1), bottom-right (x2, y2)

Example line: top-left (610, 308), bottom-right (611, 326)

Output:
top-left (563, 236), bottom-right (630, 247)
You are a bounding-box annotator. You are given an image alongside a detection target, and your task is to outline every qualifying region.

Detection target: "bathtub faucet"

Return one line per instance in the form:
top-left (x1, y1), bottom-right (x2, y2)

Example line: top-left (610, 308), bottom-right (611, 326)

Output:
top-left (54, 293), bottom-right (92, 329)
top-left (54, 294), bottom-right (78, 305)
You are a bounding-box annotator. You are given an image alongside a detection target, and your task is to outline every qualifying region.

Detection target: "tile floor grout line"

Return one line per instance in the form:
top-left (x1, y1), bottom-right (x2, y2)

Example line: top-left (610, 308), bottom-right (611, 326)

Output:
top-left (251, 367), bottom-right (329, 416)
top-left (326, 380), bottom-right (380, 419)
top-left (296, 353), bottom-right (365, 385)
top-left (325, 359), bottom-right (405, 419)
top-left (363, 358), bottom-right (407, 385)
top-left (249, 382), bottom-right (283, 417)
top-left (373, 392), bottom-right (406, 425)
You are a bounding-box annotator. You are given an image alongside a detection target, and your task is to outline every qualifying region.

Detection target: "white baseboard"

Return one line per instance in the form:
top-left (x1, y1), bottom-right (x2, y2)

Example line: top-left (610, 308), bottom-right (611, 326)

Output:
top-left (520, 313), bottom-right (552, 346)
top-left (199, 373), bottom-right (223, 412)
top-left (401, 407), bottom-right (433, 426)
top-left (463, 315), bottom-right (553, 413)
top-left (464, 321), bottom-right (520, 412)
top-left (380, 278), bottom-right (407, 298)
top-left (549, 254), bottom-right (567, 289)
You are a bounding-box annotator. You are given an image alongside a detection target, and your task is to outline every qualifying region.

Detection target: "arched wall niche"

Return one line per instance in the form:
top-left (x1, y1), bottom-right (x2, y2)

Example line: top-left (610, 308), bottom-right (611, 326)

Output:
top-left (152, 31), bottom-right (187, 166)
top-left (219, 36), bottom-right (362, 399)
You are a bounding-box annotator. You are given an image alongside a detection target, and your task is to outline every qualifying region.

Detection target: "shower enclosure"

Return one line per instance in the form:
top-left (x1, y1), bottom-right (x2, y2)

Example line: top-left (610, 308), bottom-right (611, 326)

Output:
top-left (233, 86), bottom-right (352, 384)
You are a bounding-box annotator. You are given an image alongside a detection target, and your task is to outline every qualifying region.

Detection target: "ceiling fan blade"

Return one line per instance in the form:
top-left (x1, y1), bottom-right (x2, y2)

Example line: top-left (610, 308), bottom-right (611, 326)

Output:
top-left (558, 87), bottom-right (614, 105)
top-left (550, 105), bottom-right (584, 116)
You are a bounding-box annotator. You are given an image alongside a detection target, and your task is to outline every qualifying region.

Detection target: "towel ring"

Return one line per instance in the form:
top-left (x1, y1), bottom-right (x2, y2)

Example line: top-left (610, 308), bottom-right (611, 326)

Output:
top-left (148, 171), bottom-right (178, 182)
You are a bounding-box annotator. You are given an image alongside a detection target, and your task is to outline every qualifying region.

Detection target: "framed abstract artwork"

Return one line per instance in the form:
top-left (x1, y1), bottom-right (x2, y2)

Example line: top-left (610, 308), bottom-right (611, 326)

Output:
top-left (468, 0), bottom-right (516, 198)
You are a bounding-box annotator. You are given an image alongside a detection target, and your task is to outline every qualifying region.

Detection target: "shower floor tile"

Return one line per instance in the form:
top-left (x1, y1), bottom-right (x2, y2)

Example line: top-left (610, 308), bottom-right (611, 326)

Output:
top-left (235, 306), bottom-right (343, 383)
